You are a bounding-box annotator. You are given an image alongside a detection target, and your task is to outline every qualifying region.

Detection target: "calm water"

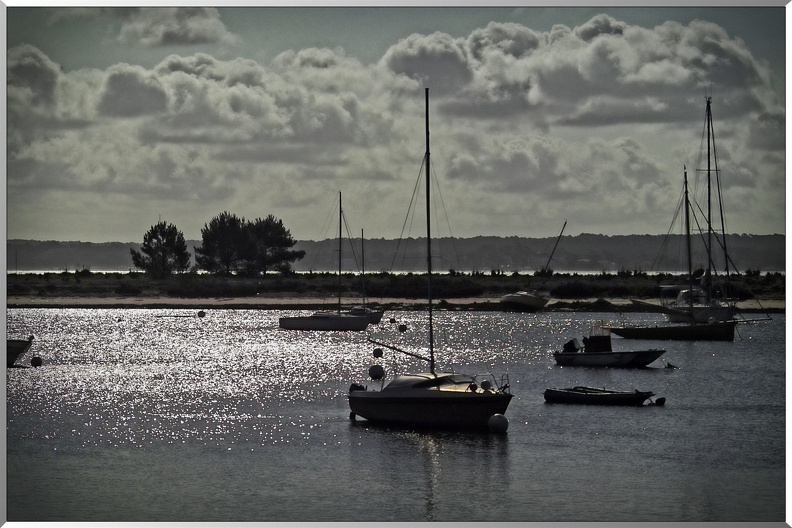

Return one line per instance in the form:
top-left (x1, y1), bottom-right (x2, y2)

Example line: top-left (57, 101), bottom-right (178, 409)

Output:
top-left (6, 308), bottom-right (785, 522)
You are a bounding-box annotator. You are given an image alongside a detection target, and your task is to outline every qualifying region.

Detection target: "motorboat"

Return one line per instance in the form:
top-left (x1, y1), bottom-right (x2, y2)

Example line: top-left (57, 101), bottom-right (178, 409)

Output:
top-left (8, 336), bottom-right (33, 367)
top-left (552, 325), bottom-right (665, 367)
top-left (348, 89), bottom-right (513, 432)
top-left (543, 386), bottom-right (664, 406)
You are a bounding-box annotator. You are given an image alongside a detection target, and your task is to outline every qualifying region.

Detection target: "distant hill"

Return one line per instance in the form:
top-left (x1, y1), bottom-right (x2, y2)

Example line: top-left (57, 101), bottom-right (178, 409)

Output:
top-left (6, 234), bottom-right (785, 274)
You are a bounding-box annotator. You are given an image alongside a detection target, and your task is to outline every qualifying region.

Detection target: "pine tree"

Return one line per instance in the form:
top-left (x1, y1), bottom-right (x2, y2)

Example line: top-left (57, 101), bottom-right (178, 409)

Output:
top-left (130, 221), bottom-right (191, 278)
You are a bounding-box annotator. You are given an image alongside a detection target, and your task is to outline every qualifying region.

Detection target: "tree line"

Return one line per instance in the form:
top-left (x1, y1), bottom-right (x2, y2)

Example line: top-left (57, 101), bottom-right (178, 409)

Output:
top-left (130, 212), bottom-right (305, 279)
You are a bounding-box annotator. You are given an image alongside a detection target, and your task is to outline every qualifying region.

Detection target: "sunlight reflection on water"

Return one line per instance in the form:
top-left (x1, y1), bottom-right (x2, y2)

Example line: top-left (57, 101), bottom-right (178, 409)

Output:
top-left (6, 308), bottom-right (785, 522)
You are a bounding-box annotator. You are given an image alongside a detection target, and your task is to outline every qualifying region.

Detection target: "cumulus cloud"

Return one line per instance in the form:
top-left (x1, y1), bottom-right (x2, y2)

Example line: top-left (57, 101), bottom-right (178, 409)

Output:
top-left (118, 7), bottom-right (239, 47)
top-left (98, 64), bottom-right (169, 117)
top-left (50, 7), bottom-right (238, 47)
top-left (5, 13), bottom-right (785, 242)
top-left (380, 32), bottom-right (474, 92)
top-left (7, 44), bottom-right (61, 107)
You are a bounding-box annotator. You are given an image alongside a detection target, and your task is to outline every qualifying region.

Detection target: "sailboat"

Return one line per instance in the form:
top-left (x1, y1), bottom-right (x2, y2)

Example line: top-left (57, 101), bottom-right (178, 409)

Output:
top-left (279, 192), bottom-right (371, 331)
top-left (608, 103), bottom-right (737, 342)
top-left (499, 220), bottom-right (566, 312)
top-left (348, 88), bottom-right (513, 431)
top-left (343, 231), bottom-right (385, 323)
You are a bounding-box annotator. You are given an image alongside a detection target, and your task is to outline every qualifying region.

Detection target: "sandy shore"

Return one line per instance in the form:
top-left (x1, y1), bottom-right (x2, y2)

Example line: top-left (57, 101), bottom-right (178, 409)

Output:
top-left (6, 295), bottom-right (783, 312)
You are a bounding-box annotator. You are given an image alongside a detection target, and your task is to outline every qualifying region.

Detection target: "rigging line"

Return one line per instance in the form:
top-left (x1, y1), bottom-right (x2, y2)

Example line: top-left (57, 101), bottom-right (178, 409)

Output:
top-left (427, 155), bottom-right (462, 271)
top-left (340, 209), bottom-right (362, 273)
top-left (306, 193), bottom-right (341, 271)
top-left (388, 154), bottom-right (427, 273)
top-left (709, 115), bottom-right (731, 275)
top-left (651, 183), bottom-right (685, 271)
top-left (688, 207), bottom-right (728, 282)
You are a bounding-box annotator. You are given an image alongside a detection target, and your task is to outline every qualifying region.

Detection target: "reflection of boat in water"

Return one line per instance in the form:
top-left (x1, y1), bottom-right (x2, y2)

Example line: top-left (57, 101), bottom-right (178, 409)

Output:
top-left (544, 386), bottom-right (664, 406)
top-left (552, 325), bottom-right (665, 367)
top-left (279, 192), bottom-right (370, 332)
top-left (8, 336), bottom-right (34, 367)
top-left (348, 89), bottom-right (513, 432)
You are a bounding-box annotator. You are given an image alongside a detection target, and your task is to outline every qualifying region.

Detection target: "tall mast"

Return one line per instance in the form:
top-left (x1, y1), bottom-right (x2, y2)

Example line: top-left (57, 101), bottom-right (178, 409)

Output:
top-left (543, 220), bottom-right (567, 273)
top-left (684, 167), bottom-right (695, 321)
top-left (338, 191), bottom-right (342, 312)
top-left (425, 87), bottom-right (435, 374)
top-left (705, 97), bottom-right (713, 303)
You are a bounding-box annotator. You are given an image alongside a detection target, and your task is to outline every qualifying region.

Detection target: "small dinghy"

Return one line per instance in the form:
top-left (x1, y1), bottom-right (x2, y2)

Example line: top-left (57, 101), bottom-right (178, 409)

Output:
top-left (543, 386), bottom-right (665, 406)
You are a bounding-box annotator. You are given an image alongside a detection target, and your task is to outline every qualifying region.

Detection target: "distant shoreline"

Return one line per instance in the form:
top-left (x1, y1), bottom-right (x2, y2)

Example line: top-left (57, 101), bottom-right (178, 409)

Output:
top-left (6, 295), bottom-right (783, 313)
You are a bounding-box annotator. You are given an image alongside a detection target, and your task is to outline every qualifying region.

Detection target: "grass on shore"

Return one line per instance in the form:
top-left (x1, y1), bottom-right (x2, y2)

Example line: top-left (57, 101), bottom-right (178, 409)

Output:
top-left (7, 268), bottom-right (785, 302)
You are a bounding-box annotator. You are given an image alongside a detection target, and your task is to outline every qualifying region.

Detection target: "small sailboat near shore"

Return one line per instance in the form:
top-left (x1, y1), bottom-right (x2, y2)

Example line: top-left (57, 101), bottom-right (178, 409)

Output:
top-left (279, 192), bottom-right (371, 331)
top-left (500, 220), bottom-right (566, 312)
top-left (348, 89), bottom-right (513, 432)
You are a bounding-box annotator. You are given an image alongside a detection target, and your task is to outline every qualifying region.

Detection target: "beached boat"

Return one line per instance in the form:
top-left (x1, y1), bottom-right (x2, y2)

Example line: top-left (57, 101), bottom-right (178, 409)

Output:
top-left (544, 386), bottom-right (663, 406)
top-left (279, 192), bottom-right (370, 332)
top-left (552, 325), bottom-right (665, 368)
top-left (500, 221), bottom-right (566, 312)
top-left (8, 336), bottom-right (34, 367)
top-left (348, 89), bottom-right (513, 432)
top-left (499, 290), bottom-right (549, 311)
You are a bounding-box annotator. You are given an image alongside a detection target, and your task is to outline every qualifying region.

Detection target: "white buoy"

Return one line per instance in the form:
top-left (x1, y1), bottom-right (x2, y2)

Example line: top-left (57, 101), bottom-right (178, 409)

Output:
top-left (488, 414), bottom-right (509, 433)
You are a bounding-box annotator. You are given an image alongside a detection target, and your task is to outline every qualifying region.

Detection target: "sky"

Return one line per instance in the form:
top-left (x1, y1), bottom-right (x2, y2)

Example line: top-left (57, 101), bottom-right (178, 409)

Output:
top-left (5, 3), bottom-right (787, 243)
